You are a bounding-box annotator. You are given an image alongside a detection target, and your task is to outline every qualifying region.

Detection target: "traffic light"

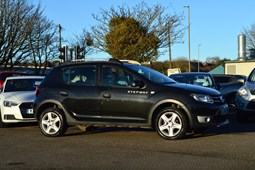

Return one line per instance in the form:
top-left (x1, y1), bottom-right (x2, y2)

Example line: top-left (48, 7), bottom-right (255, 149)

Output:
top-left (74, 46), bottom-right (84, 59)
top-left (59, 45), bottom-right (68, 62)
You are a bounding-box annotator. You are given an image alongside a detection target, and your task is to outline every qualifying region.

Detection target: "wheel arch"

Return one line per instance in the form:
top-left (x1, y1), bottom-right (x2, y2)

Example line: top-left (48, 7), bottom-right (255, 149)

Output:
top-left (35, 100), bottom-right (66, 121)
top-left (149, 99), bottom-right (193, 128)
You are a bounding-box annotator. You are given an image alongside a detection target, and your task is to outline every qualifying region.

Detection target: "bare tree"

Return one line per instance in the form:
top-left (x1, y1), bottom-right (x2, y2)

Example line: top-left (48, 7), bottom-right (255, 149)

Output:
top-left (27, 4), bottom-right (58, 75)
top-left (0, 0), bottom-right (58, 73)
top-left (89, 2), bottom-right (185, 61)
top-left (243, 23), bottom-right (255, 50)
top-left (0, 0), bottom-right (34, 68)
top-left (73, 29), bottom-right (94, 58)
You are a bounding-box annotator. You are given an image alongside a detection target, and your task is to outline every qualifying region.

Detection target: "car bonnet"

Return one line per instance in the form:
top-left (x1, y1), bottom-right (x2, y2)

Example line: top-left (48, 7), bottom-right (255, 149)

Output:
top-left (167, 82), bottom-right (221, 95)
top-left (2, 91), bottom-right (35, 103)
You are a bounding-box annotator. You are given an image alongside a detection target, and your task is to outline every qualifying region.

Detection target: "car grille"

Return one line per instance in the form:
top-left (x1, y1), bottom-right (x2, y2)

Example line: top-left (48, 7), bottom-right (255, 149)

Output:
top-left (212, 95), bottom-right (224, 104)
top-left (19, 102), bottom-right (34, 118)
top-left (246, 99), bottom-right (255, 109)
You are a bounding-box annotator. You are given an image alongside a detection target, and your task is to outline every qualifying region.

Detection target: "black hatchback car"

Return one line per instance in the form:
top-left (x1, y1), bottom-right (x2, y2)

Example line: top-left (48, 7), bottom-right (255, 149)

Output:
top-left (33, 59), bottom-right (229, 140)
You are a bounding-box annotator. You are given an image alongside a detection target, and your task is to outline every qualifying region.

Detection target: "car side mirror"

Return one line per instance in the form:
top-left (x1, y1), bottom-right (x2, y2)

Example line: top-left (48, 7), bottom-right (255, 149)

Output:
top-left (131, 80), bottom-right (144, 88)
top-left (237, 78), bottom-right (246, 85)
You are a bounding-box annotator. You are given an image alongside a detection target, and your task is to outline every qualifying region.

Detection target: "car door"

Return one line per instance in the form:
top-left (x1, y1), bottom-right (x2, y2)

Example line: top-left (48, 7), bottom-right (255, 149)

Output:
top-left (60, 65), bottom-right (100, 120)
top-left (98, 65), bottom-right (151, 123)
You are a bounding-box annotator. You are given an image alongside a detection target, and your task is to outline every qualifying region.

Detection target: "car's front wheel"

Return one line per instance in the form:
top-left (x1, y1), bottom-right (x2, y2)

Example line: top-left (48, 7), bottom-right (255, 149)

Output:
top-left (155, 107), bottom-right (188, 140)
top-left (39, 108), bottom-right (67, 137)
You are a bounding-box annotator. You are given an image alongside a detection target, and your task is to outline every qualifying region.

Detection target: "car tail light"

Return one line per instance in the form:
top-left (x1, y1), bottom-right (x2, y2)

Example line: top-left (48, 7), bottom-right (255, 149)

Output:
top-left (0, 80), bottom-right (4, 89)
top-left (35, 86), bottom-right (43, 96)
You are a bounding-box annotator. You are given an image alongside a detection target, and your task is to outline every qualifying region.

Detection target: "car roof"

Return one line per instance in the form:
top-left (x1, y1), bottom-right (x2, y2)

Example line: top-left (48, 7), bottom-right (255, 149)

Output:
top-left (5, 75), bottom-right (45, 80)
top-left (212, 74), bottom-right (247, 78)
top-left (170, 72), bottom-right (211, 76)
top-left (55, 58), bottom-right (140, 69)
top-left (0, 71), bottom-right (26, 74)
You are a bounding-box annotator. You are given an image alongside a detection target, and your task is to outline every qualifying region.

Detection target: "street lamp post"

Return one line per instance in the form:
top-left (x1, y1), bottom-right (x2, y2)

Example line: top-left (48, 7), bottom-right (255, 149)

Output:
top-left (168, 22), bottom-right (172, 69)
top-left (198, 44), bottom-right (201, 72)
top-left (183, 5), bottom-right (191, 72)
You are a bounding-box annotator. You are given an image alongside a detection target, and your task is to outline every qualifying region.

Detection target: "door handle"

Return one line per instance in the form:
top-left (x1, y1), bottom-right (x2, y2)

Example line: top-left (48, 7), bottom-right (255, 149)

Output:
top-left (60, 91), bottom-right (68, 96)
top-left (103, 93), bottom-right (111, 98)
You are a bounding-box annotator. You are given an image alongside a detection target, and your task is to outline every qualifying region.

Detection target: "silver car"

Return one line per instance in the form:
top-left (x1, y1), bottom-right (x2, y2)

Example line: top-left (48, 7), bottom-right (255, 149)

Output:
top-left (236, 68), bottom-right (255, 122)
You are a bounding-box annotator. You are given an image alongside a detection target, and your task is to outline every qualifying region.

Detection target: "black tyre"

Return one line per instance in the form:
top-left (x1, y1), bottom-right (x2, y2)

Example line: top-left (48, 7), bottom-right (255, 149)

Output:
top-left (0, 113), bottom-right (7, 128)
top-left (155, 107), bottom-right (188, 140)
top-left (39, 108), bottom-right (67, 137)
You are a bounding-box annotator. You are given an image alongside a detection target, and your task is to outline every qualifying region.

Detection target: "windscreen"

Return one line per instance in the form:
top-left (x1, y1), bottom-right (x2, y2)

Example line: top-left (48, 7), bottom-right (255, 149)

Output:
top-left (125, 64), bottom-right (175, 84)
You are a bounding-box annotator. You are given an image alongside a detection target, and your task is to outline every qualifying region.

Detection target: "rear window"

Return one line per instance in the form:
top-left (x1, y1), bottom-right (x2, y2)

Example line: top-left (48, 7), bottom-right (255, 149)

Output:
top-left (4, 78), bottom-right (43, 92)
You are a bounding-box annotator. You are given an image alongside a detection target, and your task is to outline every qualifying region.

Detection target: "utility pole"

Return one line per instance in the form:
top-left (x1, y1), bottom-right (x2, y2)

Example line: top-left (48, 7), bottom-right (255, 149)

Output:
top-left (198, 44), bottom-right (201, 72)
top-left (184, 5), bottom-right (191, 72)
top-left (168, 22), bottom-right (172, 69)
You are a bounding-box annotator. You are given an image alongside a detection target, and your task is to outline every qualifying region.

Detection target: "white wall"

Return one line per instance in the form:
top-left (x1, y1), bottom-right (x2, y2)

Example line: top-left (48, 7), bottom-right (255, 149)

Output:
top-left (225, 61), bottom-right (255, 76)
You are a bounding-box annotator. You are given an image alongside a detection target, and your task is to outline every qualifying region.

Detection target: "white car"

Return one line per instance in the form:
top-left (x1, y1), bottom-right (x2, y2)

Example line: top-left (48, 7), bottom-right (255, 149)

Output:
top-left (0, 76), bottom-right (44, 127)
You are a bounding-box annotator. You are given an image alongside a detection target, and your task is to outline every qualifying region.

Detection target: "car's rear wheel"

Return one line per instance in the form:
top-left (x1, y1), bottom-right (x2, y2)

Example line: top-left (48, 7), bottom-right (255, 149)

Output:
top-left (155, 107), bottom-right (188, 140)
top-left (39, 108), bottom-right (67, 137)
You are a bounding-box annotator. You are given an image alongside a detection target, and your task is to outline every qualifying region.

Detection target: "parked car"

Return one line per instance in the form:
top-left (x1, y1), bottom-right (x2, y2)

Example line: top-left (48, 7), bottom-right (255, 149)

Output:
top-left (212, 74), bottom-right (247, 85)
top-left (33, 59), bottom-right (229, 140)
top-left (169, 72), bottom-right (246, 109)
top-left (236, 68), bottom-right (255, 121)
top-left (0, 71), bottom-right (27, 89)
top-left (0, 76), bottom-right (44, 127)
top-left (212, 74), bottom-right (246, 108)
top-left (169, 72), bottom-right (216, 89)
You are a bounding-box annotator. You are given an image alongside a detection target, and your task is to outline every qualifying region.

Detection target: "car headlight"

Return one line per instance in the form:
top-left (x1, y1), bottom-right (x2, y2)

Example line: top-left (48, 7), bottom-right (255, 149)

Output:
top-left (191, 94), bottom-right (214, 104)
top-left (237, 87), bottom-right (249, 99)
top-left (3, 101), bottom-right (19, 107)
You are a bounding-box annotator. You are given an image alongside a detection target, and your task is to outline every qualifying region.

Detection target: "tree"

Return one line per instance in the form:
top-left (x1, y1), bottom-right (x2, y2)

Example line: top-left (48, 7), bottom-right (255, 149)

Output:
top-left (105, 17), bottom-right (159, 62)
top-left (172, 57), bottom-right (191, 72)
top-left (27, 4), bottom-right (58, 75)
top-left (243, 23), bottom-right (255, 50)
top-left (90, 2), bottom-right (185, 62)
top-left (73, 29), bottom-right (94, 58)
top-left (0, 0), bottom-right (57, 73)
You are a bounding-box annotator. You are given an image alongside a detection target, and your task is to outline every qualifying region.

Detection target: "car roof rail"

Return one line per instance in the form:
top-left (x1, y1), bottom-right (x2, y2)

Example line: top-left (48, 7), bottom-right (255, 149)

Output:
top-left (119, 60), bottom-right (141, 65)
top-left (61, 58), bottom-right (125, 65)
top-left (108, 58), bottom-right (123, 65)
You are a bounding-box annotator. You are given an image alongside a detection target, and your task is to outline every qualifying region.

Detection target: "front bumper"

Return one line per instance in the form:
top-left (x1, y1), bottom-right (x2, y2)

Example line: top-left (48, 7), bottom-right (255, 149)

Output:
top-left (189, 103), bottom-right (229, 128)
top-left (236, 95), bottom-right (255, 113)
top-left (1, 102), bottom-right (36, 123)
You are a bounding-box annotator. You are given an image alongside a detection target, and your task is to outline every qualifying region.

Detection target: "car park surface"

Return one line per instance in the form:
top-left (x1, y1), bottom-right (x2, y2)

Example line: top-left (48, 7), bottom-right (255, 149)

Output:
top-left (0, 115), bottom-right (255, 169)
top-left (0, 76), bottom-right (44, 127)
top-left (34, 59), bottom-right (229, 140)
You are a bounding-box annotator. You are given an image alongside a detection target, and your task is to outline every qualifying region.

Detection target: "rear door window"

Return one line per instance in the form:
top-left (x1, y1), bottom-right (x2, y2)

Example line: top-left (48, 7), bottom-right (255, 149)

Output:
top-left (62, 65), bottom-right (96, 86)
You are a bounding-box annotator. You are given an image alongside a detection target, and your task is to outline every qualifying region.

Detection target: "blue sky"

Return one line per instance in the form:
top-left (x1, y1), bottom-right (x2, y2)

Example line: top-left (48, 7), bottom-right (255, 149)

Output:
top-left (31, 0), bottom-right (255, 62)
